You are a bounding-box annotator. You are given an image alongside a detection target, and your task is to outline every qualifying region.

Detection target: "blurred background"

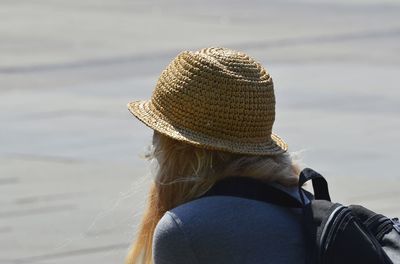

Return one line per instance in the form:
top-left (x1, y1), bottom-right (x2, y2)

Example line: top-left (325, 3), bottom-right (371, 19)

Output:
top-left (0, 0), bottom-right (399, 263)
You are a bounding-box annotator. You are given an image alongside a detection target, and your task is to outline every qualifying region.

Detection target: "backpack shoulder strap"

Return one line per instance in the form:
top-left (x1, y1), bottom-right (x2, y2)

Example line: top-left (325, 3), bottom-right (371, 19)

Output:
top-left (299, 168), bottom-right (331, 203)
top-left (201, 176), bottom-right (303, 208)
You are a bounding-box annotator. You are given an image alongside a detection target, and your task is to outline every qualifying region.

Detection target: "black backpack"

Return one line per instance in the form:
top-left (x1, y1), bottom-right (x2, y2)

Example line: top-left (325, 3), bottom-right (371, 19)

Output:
top-left (201, 168), bottom-right (400, 264)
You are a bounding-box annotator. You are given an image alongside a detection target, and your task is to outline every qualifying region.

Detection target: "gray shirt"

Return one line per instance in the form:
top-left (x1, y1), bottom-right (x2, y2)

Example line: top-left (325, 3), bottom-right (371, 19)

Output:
top-left (152, 185), bottom-right (307, 264)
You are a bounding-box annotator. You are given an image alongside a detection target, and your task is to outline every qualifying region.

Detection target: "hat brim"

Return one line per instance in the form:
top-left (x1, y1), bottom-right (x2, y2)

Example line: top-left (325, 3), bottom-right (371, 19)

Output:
top-left (127, 100), bottom-right (288, 155)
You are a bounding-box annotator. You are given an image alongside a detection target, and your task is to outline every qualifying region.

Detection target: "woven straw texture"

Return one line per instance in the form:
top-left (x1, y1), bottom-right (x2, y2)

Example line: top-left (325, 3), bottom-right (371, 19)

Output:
top-left (127, 47), bottom-right (288, 155)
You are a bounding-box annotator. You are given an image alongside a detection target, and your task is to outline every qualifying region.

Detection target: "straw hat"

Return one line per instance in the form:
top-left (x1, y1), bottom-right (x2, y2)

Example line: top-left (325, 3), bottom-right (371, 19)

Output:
top-left (127, 47), bottom-right (288, 155)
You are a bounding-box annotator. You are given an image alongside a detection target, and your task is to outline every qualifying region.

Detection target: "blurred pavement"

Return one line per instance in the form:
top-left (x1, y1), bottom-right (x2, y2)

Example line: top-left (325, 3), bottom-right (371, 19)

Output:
top-left (0, 0), bottom-right (399, 263)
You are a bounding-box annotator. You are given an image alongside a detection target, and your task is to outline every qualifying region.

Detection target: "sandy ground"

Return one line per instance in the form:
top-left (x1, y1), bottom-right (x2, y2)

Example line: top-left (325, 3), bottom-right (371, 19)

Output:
top-left (0, 0), bottom-right (399, 263)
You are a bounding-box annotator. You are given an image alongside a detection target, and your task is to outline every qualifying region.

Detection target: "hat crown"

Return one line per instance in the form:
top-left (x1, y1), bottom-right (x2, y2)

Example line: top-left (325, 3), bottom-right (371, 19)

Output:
top-left (150, 47), bottom-right (276, 143)
top-left (193, 47), bottom-right (270, 81)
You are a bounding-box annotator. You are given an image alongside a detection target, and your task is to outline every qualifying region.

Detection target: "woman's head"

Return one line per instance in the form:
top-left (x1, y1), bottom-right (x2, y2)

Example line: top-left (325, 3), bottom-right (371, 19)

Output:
top-left (126, 47), bottom-right (299, 263)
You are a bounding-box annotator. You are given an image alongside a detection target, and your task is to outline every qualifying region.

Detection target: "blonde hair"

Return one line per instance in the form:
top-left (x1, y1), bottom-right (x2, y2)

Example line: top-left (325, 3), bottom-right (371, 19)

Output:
top-left (126, 132), bottom-right (300, 264)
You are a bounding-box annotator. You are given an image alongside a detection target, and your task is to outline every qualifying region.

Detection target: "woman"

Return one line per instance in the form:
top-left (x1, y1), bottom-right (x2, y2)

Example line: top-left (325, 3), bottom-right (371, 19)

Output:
top-left (126, 47), bottom-right (306, 264)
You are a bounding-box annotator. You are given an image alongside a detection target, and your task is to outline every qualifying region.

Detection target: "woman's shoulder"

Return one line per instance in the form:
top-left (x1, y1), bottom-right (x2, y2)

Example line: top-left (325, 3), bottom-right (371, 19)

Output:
top-left (157, 180), bottom-right (308, 233)
top-left (157, 196), bottom-right (275, 233)
top-left (155, 194), bottom-right (304, 241)
top-left (153, 195), bottom-right (306, 263)
top-left (155, 195), bottom-right (303, 243)
top-left (152, 211), bottom-right (199, 263)
top-left (170, 194), bottom-right (303, 225)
